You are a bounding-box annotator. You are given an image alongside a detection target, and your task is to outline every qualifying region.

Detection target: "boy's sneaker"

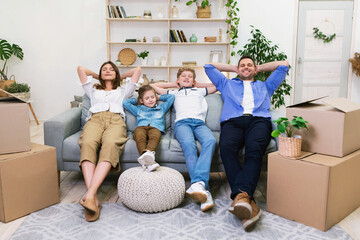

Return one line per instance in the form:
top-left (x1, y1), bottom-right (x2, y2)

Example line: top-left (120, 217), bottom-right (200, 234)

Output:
top-left (137, 150), bottom-right (155, 166)
top-left (201, 191), bottom-right (215, 212)
top-left (186, 181), bottom-right (207, 203)
top-left (145, 163), bottom-right (160, 172)
top-left (228, 191), bottom-right (252, 219)
top-left (241, 200), bottom-right (262, 232)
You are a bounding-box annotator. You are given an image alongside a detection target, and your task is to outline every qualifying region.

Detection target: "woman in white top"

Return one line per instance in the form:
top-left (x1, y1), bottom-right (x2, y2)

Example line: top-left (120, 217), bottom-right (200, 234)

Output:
top-left (77, 61), bottom-right (141, 221)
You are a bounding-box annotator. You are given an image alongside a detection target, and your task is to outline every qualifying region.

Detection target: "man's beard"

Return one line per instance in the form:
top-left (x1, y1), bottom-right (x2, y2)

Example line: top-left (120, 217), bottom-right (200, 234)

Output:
top-left (239, 72), bottom-right (256, 80)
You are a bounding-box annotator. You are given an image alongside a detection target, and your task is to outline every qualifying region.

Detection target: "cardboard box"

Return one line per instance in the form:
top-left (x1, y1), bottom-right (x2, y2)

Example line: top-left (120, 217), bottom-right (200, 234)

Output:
top-left (267, 151), bottom-right (360, 231)
top-left (286, 97), bottom-right (360, 157)
top-left (0, 143), bottom-right (59, 222)
top-left (0, 100), bottom-right (31, 154)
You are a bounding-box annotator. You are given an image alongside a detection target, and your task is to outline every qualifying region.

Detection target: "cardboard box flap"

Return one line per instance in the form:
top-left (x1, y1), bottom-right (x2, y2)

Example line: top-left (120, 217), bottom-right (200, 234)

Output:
top-left (287, 96), bottom-right (328, 108)
top-left (303, 150), bottom-right (360, 167)
top-left (0, 143), bottom-right (55, 161)
top-left (0, 89), bottom-right (27, 103)
top-left (323, 98), bottom-right (360, 113)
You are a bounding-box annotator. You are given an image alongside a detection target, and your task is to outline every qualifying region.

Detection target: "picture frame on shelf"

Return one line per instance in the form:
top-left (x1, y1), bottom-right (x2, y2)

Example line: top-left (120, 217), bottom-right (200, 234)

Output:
top-left (210, 50), bottom-right (222, 63)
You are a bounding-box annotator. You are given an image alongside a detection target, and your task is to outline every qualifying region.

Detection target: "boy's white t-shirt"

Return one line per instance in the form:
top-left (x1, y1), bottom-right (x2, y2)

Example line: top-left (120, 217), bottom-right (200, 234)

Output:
top-left (168, 87), bottom-right (208, 122)
top-left (242, 81), bottom-right (254, 115)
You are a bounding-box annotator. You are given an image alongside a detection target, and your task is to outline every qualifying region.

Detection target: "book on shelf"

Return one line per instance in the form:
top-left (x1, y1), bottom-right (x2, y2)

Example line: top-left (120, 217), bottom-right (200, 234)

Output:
top-left (177, 30), bottom-right (184, 42)
top-left (116, 6), bottom-right (123, 18)
top-left (120, 6), bottom-right (127, 18)
top-left (107, 5), bottom-right (112, 18)
top-left (111, 5), bottom-right (120, 18)
top-left (169, 30), bottom-right (176, 42)
top-left (182, 61), bottom-right (197, 67)
top-left (180, 30), bottom-right (187, 42)
top-left (171, 29), bottom-right (180, 42)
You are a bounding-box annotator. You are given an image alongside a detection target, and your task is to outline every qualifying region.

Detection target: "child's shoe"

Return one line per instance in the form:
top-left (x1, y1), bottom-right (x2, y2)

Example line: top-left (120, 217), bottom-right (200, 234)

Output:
top-left (145, 163), bottom-right (160, 172)
top-left (137, 150), bottom-right (156, 166)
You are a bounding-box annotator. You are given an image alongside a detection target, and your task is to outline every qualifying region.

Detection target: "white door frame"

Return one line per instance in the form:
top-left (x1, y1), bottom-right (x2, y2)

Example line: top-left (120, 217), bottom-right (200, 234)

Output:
top-left (291, 0), bottom-right (358, 104)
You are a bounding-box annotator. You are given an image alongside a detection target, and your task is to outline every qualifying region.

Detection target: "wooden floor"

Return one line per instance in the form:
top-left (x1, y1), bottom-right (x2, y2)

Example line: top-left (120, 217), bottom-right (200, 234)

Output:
top-left (0, 121), bottom-right (359, 240)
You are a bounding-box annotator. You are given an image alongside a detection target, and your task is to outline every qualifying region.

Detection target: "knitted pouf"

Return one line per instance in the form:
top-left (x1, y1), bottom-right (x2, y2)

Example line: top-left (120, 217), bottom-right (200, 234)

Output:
top-left (117, 166), bottom-right (185, 213)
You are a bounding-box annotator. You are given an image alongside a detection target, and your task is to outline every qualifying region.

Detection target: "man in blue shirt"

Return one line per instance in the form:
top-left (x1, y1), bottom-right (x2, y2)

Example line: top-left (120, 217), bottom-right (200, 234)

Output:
top-left (204, 56), bottom-right (289, 231)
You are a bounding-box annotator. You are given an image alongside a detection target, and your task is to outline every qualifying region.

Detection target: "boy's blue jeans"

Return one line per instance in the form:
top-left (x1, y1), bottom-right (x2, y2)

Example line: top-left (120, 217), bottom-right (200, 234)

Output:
top-left (174, 119), bottom-right (216, 189)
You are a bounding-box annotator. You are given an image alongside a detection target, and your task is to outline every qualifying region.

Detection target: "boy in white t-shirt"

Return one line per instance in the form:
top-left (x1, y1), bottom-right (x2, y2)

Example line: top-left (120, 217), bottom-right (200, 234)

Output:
top-left (151, 68), bottom-right (217, 212)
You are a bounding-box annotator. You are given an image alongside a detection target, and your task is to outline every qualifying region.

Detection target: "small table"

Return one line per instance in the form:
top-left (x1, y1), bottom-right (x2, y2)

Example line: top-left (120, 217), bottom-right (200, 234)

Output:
top-left (26, 100), bottom-right (39, 125)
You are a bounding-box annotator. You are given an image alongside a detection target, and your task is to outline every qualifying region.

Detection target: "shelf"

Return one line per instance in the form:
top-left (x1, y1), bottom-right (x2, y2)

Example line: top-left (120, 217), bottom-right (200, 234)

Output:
top-left (116, 65), bottom-right (204, 69)
top-left (106, 0), bottom-right (230, 82)
top-left (107, 42), bottom-right (229, 45)
top-left (116, 65), bottom-right (169, 68)
top-left (107, 42), bottom-right (169, 45)
top-left (106, 18), bottom-right (228, 22)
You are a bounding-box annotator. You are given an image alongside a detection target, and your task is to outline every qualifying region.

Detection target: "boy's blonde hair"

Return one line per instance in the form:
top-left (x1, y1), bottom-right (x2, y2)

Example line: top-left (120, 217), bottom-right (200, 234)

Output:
top-left (176, 67), bottom-right (196, 87)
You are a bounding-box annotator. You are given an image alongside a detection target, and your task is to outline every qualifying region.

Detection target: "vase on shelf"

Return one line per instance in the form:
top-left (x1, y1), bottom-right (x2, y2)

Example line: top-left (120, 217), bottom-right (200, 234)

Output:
top-left (172, 5), bottom-right (178, 18)
top-left (190, 34), bottom-right (198, 43)
top-left (142, 57), bottom-right (148, 66)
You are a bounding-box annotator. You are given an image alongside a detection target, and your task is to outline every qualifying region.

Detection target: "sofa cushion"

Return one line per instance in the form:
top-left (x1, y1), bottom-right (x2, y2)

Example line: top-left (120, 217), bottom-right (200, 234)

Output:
top-left (81, 94), bottom-right (90, 128)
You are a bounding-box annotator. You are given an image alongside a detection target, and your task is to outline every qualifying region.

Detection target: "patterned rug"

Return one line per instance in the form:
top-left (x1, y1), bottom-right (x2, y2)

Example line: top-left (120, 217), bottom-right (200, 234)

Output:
top-left (10, 195), bottom-right (351, 240)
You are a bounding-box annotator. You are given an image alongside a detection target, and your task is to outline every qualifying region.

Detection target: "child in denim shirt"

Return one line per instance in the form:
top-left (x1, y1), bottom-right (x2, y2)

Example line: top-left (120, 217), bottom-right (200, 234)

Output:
top-left (123, 85), bottom-right (175, 171)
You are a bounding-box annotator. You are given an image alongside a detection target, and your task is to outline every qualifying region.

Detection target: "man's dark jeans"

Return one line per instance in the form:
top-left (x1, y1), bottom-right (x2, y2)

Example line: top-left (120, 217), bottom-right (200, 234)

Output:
top-left (220, 116), bottom-right (272, 200)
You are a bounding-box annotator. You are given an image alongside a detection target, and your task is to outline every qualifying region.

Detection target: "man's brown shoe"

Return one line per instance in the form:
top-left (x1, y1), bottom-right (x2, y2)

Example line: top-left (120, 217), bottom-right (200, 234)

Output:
top-left (228, 191), bottom-right (252, 219)
top-left (241, 200), bottom-right (262, 232)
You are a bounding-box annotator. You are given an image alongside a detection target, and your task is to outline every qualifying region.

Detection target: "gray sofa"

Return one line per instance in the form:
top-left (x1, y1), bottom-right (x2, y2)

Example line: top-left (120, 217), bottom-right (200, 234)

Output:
top-left (44, 93), bottom-right (277, 173)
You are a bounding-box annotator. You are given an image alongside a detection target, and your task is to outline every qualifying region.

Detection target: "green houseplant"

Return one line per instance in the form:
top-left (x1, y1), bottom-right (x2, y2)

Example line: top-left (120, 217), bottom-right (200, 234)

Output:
top-left (4, 82), bottom-right (31, 101)
top-left (237, 26), bottom-right (291, 109)
top-left (271, 116), bottom-right (309, 158)
top-left (137, 50), bottom-right (149, 59)
top-left (0, 38), bottom-right (24, 80)
top-left (174, 0), bottom-right (239, 56)
top-left (137, 50), bottom-right (149, 66)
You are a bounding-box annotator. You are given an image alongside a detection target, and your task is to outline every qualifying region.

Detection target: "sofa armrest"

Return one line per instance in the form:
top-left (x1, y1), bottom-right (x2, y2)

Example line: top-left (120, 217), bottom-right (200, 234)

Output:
top-left (44, 107), bottom-right (82, 170)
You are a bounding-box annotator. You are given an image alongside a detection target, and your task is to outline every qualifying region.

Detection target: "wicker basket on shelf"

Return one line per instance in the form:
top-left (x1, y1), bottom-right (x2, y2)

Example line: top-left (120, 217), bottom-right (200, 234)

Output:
top-left (196, 6), bottom-right (211, 18)
top-left (118, 48), bottom-right (136, 65)
top-left (278, 135), bottom-right (302, 158)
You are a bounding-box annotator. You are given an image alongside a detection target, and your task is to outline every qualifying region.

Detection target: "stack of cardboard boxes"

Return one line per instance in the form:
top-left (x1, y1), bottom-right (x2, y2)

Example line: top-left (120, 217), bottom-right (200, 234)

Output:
top-left (0, 98), bottom-right (59, 223)
top-left (267, 97), bottom-right (360, 231)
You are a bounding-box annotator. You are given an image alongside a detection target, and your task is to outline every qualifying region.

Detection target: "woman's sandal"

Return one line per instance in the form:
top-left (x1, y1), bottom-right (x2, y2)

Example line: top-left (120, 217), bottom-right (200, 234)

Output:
top-left (79, 197), bottom-right (98, 214)
top-left (84, 205), bottom-right (102, 222)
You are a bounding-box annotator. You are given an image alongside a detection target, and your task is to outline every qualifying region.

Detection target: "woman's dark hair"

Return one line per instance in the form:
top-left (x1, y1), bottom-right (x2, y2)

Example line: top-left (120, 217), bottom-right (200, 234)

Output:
top-left (237, 55), bottom-right (256, 67)
top-left (94, 61), bottom-right (121, 90)
top-left (137, 85), bottom-right (156, 105)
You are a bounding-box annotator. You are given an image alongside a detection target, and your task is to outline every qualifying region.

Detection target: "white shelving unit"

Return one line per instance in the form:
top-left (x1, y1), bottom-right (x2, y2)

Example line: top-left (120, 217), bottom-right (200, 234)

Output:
top-left (106, 0), bottom-right (230, 82)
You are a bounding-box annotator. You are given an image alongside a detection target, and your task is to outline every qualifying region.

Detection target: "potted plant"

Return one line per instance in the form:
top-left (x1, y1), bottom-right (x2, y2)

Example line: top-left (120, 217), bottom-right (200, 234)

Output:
top-left (137, 50), bottom-right (149, 66)
top-left (174, 0), bottom-right (239, 56)
top-left (4, 82), bottom-right (31, 101)
top-left (0, 38), bottom-right (24, 97)
top-left (175, 0), bottom-right (211, 18)
top-left (271, 116), bottom-right (309, 158)
top-left (237, 26), bottom-right (291, 109)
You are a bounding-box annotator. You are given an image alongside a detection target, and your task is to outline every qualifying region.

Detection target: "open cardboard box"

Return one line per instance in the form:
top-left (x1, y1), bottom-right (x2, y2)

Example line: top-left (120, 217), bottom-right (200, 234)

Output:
top-left (267, 151), bottom-right (360, 231)
top-left (286, 97), bottom-right (360, 157)
top-left (0, 143), bottom-right (59, 222)
top-left (0, 89), bottom-right (31, 154)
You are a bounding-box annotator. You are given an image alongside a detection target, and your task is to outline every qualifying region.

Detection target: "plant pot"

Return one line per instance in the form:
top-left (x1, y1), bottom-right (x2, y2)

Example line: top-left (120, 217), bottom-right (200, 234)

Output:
top-left (12, 92), bottom-right (31, 102)
top-left (278, 135), bottom-right (302, 158)
top-left (142, 58), bottom-right (148, 66)
top-left (0, 79), bottom-right (15, 97)
top-left (196, 6), bottom-right (211, 18)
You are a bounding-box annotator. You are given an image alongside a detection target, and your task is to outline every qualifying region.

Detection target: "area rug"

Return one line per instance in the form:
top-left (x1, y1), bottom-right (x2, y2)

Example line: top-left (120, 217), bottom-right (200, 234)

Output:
top-left (10, 198), bottom-right (351, 240)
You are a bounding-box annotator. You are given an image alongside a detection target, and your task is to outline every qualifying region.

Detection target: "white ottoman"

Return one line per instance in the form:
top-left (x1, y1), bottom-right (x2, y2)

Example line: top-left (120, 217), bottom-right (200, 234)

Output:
top-left (117, 166), bottom-right (185, 213)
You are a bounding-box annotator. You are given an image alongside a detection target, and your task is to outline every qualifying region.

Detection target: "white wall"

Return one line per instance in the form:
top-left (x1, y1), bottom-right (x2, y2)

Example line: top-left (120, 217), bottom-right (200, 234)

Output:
top-left (0, 0), bottom-right (359, 120)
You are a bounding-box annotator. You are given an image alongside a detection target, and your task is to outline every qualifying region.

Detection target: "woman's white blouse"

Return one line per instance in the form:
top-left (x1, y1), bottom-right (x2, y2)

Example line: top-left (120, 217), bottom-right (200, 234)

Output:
top-left (82, 76), bottom-right (136, 121)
